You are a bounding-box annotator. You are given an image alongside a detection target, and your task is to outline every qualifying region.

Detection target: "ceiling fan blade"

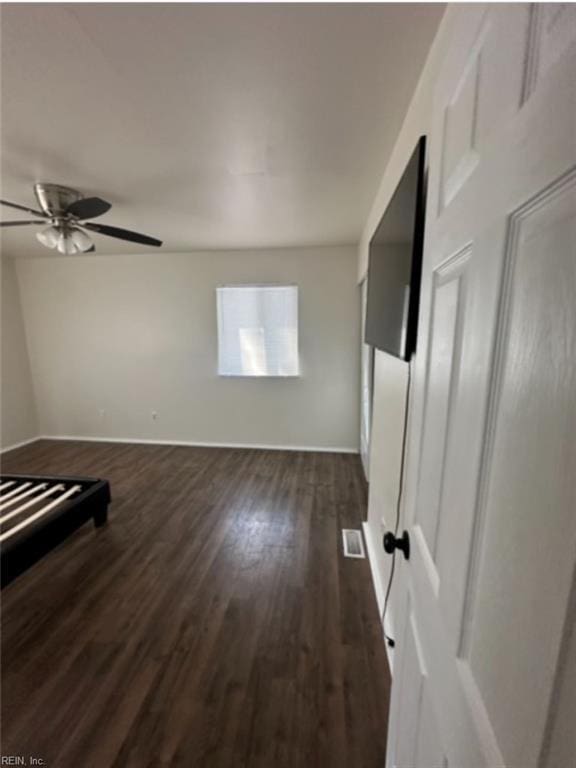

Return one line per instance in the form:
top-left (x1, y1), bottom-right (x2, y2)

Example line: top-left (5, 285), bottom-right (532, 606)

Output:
top-left (83, 222), bottom-right (162, 247)
top-left (66, 197), bottom-right (111, 220)
top-left (0, 220), bottom-right (46, 227)
top-left (1, 199), bottom-right (46, 218)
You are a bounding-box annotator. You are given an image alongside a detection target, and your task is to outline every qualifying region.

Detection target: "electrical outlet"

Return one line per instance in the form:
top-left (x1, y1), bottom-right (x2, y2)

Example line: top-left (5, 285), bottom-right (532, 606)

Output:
top-left (151, 411), bottom-right (158, 421)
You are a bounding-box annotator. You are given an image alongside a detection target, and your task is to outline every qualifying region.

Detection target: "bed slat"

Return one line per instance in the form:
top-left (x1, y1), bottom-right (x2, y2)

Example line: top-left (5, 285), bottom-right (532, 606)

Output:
top-left (0, 486), bottom-right (83, 543)
top-left (0, 485), bottom-right (65, 523)
top-left (0, 483), bottom-right (48, 511)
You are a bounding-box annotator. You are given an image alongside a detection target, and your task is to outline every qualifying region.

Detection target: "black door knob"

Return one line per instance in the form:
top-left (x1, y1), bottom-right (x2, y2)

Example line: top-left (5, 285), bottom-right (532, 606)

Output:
top-left (383, 530), bottom-right (410, 561)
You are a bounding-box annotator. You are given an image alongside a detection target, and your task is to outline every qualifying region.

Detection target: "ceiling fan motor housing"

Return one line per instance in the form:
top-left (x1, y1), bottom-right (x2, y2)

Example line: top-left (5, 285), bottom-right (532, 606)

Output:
top-left (34, 183), bottom-right (82, 218)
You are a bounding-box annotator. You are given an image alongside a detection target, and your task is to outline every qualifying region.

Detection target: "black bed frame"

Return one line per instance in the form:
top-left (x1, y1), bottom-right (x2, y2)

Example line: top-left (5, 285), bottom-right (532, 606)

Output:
top-left (0, 474), bottom-right (111, 587)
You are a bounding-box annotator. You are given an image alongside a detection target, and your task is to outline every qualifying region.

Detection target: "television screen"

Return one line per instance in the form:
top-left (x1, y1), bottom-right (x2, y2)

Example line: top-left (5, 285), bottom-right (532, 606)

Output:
top-left (365, 136), bottom-right (426, 361)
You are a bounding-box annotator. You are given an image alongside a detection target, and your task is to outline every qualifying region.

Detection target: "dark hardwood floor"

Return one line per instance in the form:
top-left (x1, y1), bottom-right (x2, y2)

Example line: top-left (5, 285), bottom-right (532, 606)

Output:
top-left (1, 440), bottom-right (390, 768)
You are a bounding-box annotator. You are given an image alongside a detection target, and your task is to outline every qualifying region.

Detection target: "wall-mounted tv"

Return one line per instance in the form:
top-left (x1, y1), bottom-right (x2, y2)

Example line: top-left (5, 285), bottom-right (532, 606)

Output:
top-left (365, 136), bottom-right (427, 361)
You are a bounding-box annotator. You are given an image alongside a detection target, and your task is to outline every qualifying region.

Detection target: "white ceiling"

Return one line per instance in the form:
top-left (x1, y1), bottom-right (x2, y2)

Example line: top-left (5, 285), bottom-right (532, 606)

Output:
top-left (1, 3), bottom-right (444, 257)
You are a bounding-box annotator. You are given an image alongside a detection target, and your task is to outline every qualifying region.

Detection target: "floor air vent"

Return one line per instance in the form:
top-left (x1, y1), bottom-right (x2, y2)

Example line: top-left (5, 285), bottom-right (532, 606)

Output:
top-left (342, 529), bottom-right (366, 559)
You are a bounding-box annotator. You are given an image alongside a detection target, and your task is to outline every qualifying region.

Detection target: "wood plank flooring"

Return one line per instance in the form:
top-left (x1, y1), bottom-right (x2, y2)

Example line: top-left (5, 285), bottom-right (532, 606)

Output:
top-left (1, 440), bottom-right (390, 768)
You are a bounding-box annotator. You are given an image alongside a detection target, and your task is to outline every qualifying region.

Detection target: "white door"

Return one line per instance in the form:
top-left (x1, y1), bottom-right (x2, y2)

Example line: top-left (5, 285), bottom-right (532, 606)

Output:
top-left (387, 5), bottom-right (576, 767)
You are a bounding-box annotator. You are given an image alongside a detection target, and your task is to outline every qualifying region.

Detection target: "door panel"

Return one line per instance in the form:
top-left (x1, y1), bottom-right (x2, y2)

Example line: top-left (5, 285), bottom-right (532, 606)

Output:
top-left (415, 247), bottom-right (470, 558)
top-left (414, 684), bottom-right (446, 768)
top-left (523, 4), bottom-right (576, 101)
top-left (468, 170), bottom-right (576, 767)
top-left (394, 595), bottom-right (425, 768)
top-left (438, 5), bottom-right (531, 214)
top-left (395, 593), bottom-right (447, 768)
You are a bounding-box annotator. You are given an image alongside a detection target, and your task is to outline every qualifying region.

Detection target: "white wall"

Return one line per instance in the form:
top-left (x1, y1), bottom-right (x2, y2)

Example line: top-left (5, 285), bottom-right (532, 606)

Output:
top-left (0, 256), bottom-right (38, 450)
top-left (365, 351), bottom-right (408, 640)
top-left (359, 9), bottom-right (452, 636)
top-left (357, 7), bottom-right (451, 282)
top-left (15, 245), bottom-right (360, 451)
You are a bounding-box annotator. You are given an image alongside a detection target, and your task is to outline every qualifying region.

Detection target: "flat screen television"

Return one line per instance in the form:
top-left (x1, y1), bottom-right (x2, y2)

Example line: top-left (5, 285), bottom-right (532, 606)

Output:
top-left (365, 136), bottom-right (427, 361)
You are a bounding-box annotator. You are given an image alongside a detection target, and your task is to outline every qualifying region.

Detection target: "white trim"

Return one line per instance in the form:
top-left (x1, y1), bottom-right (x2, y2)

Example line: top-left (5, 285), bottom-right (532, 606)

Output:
top-left (0, 436), bottom-right (41, 455)
top-left (363, 520), bottom-right (395, 675)
top-left (38, 435), bottom-right (359, 454)
top-left (363, 521), bottom-right (385, 610)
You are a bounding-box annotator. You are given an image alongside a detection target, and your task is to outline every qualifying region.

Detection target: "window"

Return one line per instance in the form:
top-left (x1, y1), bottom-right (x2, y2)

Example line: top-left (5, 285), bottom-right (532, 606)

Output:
top-left (217, 285), bottom-right (299, 377)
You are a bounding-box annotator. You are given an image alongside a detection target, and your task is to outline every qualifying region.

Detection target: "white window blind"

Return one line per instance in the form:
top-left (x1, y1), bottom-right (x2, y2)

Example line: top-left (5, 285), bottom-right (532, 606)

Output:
top-left (217, 285), bottom-right (299, 377)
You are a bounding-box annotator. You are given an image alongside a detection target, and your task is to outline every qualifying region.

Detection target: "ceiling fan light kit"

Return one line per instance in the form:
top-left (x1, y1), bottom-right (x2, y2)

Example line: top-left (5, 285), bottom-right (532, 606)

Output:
top-left (36, 225), bottom-right (60, 250)
top-left (36, 223), bottom-right (94, 254)
top-left (1, 182), bottom-right (163, 254)
top-left (70, 227), bottom-right (93, 253)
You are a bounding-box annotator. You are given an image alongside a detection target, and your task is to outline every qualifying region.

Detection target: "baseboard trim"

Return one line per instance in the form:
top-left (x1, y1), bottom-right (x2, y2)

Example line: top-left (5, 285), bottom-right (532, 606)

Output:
top-left (363, 521), bottom-right (385, 611)
top-left (0, 436), bottom-right (41, 455)
top-left (38, 434), bottom-right (359, 454)
top-left (363, 520), bottom-right (395, 675)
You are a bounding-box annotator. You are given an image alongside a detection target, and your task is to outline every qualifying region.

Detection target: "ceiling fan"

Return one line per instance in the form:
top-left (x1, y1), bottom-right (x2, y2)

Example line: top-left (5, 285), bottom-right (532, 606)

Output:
top-left (0, 183), bottom-right (163, 254)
